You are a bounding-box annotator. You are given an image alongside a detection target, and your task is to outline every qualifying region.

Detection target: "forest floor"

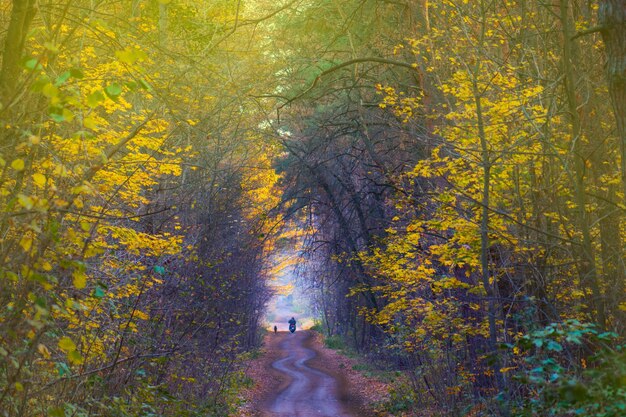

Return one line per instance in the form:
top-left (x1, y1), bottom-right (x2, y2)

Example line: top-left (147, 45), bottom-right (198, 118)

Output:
top-left (236, 330), bottom-right (391, 417)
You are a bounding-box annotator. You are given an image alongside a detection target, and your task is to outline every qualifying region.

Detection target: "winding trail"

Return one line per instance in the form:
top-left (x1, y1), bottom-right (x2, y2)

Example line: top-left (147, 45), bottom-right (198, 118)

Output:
top-left (263, 331), bottom-right (355, 417)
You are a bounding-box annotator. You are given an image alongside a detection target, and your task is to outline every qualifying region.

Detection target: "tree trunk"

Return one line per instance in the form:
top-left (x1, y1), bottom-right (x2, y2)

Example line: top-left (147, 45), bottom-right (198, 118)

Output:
top-left (561, 0), bottom-right (606, 328)
top-left (0, 0), bottom-right (37, 110)
top-left (598, 1), bottom-right (626, 204)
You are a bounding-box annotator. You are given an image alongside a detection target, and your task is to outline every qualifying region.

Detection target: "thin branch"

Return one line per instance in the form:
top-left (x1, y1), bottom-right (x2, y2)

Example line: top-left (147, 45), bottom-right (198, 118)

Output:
top-left (279, 57), bottom-right (419, 109)
top-left (571, 25), bottom-right (605, 40)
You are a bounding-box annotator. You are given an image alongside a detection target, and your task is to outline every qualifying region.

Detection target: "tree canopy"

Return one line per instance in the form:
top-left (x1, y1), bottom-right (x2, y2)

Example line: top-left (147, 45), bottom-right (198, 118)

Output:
top-left (0, 0), bottom-right (624, 416)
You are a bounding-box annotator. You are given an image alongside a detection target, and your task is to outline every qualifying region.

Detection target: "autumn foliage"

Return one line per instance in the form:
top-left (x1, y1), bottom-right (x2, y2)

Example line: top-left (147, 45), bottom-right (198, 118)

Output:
top-left (0, 1), bottom-right (283, 415)
top-left (278, 0), bottom-right (625, 415)
top-left (1, 0), bottom-right (625, 416)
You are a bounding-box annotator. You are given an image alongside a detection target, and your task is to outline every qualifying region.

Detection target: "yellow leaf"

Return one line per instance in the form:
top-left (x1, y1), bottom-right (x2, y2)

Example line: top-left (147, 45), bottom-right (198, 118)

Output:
top-left (72, 270), bottom-right (86, 289)
top-left (42, 83), bottom-right (59, 98)
top-left (83, 116), bottom-right (98, 129)
top-left (32, 173), bottom-right (46, 188)
top-left (58, 336), bottom-right (76, 352)
top-left (115, 47), bottom-right (147, 65)
top-left (14, 382), bottom-right (24, 392)
top-left (11, 159), bottom-right (25, 171)
top-left (68, 350), bottom-right (84, 365)
top-left (19, 236), bottom-right (33, 252)
top-left (62, 108), bottom-right (74, 122)
top-left (41, 260), bottom-right (53, 271)
top-left (133, 310), bottom-right (149, 320)
top-left (38, 343), bottom-right (51, 359)
top-left (17, 194), bottom-right (34, 209)
top-left (71, 184), bottom-right (92, 195)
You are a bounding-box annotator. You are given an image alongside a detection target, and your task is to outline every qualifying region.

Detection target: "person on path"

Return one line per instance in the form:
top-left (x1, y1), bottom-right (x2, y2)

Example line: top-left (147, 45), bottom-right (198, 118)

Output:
top-left (274, 325), bottom-right (277, 333)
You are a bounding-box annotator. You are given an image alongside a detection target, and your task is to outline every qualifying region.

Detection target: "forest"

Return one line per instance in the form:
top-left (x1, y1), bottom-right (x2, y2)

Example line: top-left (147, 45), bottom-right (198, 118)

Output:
top-left (0, 0), bottom-right (624, 416)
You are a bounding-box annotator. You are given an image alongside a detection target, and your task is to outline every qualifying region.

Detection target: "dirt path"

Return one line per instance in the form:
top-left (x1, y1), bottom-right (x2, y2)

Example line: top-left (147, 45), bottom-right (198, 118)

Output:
top-left (238, 330), bottom-right (368, 417)
top-left (238, 330), bottom-right (391, 417)
top-left (264, 330), bottom-right (355, 417)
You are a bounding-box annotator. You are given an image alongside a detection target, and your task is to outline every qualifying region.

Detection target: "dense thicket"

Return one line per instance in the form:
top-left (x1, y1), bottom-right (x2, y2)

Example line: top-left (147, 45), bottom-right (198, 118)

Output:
top-left (0, 0), bottom-right (284, 415)
top-left (1, 0), bottom-right (625, 416)
top-left (277, 0), bottom-right (626, 415)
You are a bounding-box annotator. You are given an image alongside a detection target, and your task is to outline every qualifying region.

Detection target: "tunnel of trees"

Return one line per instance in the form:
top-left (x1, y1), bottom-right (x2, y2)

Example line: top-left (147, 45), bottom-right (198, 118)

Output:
top-left (0, 0), bottom-right (625, 416)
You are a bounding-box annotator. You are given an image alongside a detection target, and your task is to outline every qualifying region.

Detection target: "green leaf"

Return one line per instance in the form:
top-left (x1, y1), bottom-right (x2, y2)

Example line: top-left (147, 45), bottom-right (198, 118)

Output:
top-left (138, 78), bottom-right (152, 90)
top-left (49, 112), bottom-right (65, 123)
top-left (4, 271), bottom-right (18, 282)
top-left (559, 382), bottom-right (588, 402)
top-left (566, 331), bottom-right (583, 344)
top-left (49, 107), bottom-right (73, 123)
top-left (70, 68), bottom-right (84, 79)
top-left (29, 273), bottom-right (56, 290)
top-left (31, 76), bottom-right (50, 92)
top-left (546, 340), bottom-right (563, 352)
top-left (43, 42), bottom-right (60, 53)
top-left (56, 362), bottom-right (71, 377)
top-left (598, 332), bottom-right (617, 340)
top-left (24, 58), bottom-right (43, 71)
top-left (105, 83), bottom-right (123, 99)
top-left (93, 286), bottom-right (105, 298)
top-left (541, 358), bottom-right (557, 366)
top-left (87, 91), bottom-right (105, 107)
top-left (55, 71), bottom-right (71, 86)
top-left (48, 406), bottom-right (66, 417)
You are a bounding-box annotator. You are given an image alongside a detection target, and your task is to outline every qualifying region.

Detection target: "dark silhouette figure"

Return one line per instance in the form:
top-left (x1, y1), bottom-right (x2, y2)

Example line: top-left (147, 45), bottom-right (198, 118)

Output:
top-left (274, 325), bottom-right (277, 333)
top-left (288, 317), bottom-right (296, 333)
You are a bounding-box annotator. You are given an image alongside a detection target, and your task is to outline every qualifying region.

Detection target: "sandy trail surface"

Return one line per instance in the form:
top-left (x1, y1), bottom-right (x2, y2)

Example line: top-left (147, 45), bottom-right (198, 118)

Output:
top-left (261, 330), bottom-right (356, 417)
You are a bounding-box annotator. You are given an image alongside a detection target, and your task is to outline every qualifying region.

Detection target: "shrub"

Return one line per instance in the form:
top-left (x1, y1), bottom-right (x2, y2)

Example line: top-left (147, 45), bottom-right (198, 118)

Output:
top-left (512, 320), bottom-right (625, 416)
top-left (324, 335), bottom-right (346, 350)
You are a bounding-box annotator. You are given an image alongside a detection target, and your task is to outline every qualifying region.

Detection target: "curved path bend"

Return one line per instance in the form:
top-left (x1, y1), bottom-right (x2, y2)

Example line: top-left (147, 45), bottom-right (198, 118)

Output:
top-left (264, 331), bottom-right (355, 417)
